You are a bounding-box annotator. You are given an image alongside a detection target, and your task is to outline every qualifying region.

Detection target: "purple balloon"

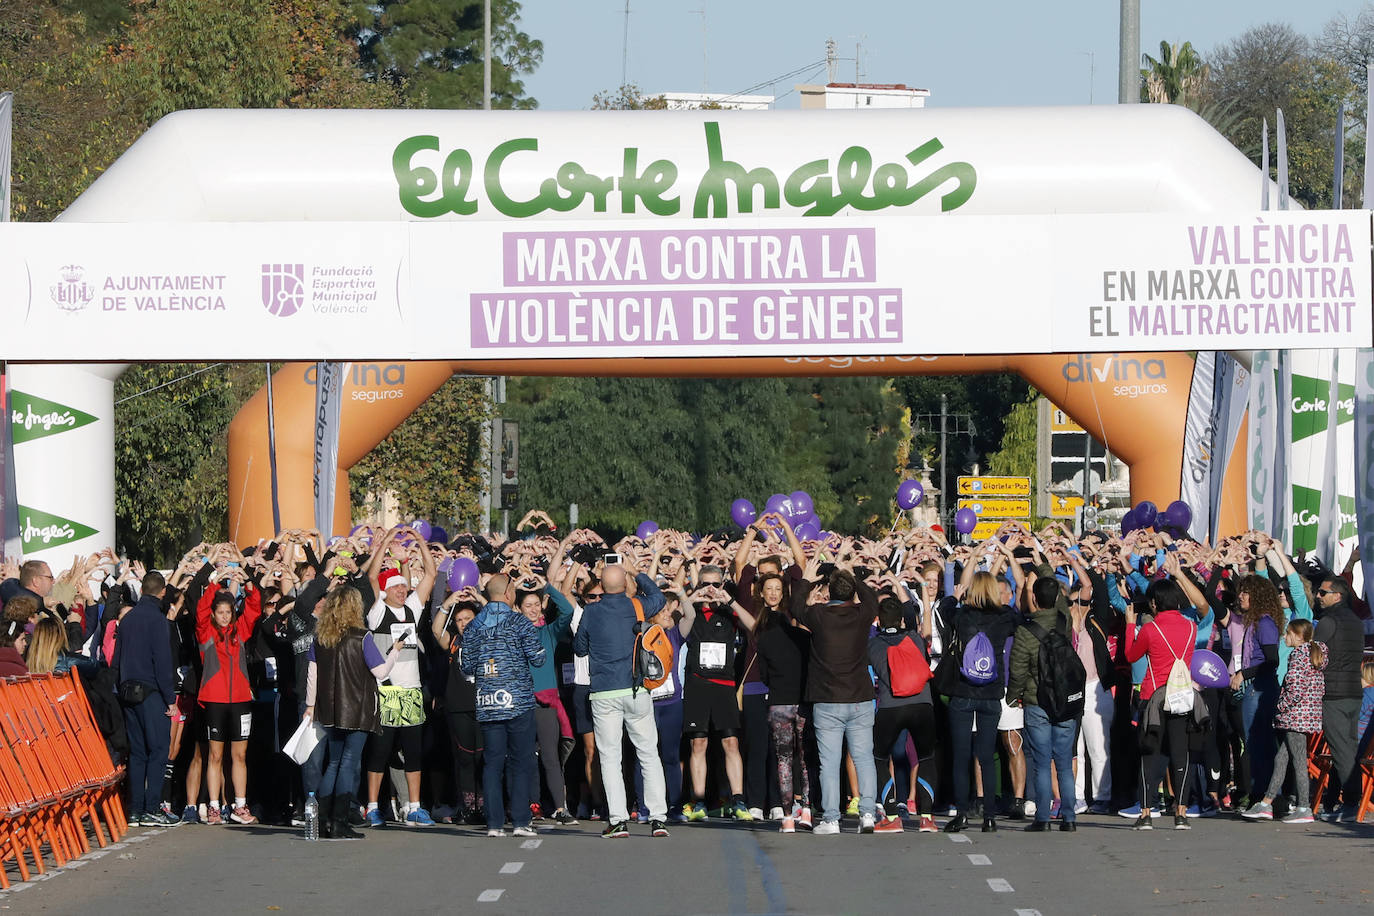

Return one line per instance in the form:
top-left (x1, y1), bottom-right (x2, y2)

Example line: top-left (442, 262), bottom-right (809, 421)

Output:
top-left (730, 499), bottom-right (757, 528)
top-left (636, 520), bottom-right (659, 540)
top-left (410, 519), bottom-right (433, 541)
top-left (896, 480), bottom-right (924, 510)
top-left (1164, 500), bottom-right (1192, 533)
top-left (1120, 508), bottom-right (1139, 535)
top-left (448, 557), bottom-right (479, 591)
top-left (437, 557), bottom-right (455, 575)
top-left (789, 491), bottom-right (814, 517)
top-left (795, 520), bottom-right (822, 541)
top-left (1191, 649), bottom-right (1229, 688)
top-left (954, 507), bottom-right (978, 535)
top-left (1134, 501), bottom-right (1158, 529)
top-left (429, 525), bottom-right (449, 545)
top-left (764, 492), bottom-right (798, 519)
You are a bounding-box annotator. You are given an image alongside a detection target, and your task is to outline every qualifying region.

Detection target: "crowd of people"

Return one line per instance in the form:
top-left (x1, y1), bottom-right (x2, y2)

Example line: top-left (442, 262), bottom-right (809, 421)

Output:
top-left (2, 507), bottom-right (1372, 839)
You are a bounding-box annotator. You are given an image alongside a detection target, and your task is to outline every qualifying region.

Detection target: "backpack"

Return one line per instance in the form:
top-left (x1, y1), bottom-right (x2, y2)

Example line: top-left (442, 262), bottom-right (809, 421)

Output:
top-left (631, 598), bottom-right (674, 693)
top-left (887, 635), bottom-right (933, 697)
top-left (1152, 620), bottom-right (1195, 715)
top-left (1024, 616), bottom-right (1088, 723)
top-left (959, 630), bottom-right (999, 685)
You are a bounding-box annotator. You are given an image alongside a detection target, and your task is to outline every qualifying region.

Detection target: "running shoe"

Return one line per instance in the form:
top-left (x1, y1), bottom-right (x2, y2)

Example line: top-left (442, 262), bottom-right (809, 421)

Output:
top-left (684, 802), bottom-right (707, 822)
top-left (365, 808), bottom-right (386, 828)
top-left (406, 808), bottom-right (435, 827)
top-left (601, 820), bottom-right (630, 839)
top-left (180, 805), bottom-right (201, 825)
top-left (813, 819), bottom-right (840, 835)
top-left (205, 806), bottom-right (223, 826)
top-left (796, 805), bottom-right (814, 830)
top-left (147, 809), bottom-right (180, 827)
top-left (650, 820), bottom-right (670, 838)
top-left (846, 797), bottom-right (860, 817)
top-left (465, 808), bottom-right (487, 826)
top-left (748, 807), bottom-right (764, 821)
top-left (769, 806), bottom-right (786, 821)
top-left (1282, 806), bottom-right (1314, 824)
top-left (668, 810), bottom-right (689, 824)
top-left (732, 801), bottom-right (754, 821)
top-left (1049, 799), bottom-right (1061, 820)
top-left (433, 804), bottom-right (456, 824)
top-left (1185, 804), bottom-right (1202, 818)
top-left (1241, 800), bottom-right (1274, 821)
top-left (589, 809), bottom-right (605, 821)
top-left (780, 816), bottom-right (796, 833)
top-left (918, 814), bottom-right (937, 833)
top-left (858, 813), bottom-right (875, 834)
top-left (1117, 803), bottom-right (1143, 818)
top-left (230, 806), bottom-right (259, 825)
top-left (530, 802), bottom-right (544, 822)
top-left (1086, 803), bottom-right (1111, 816)
top-left (1174, 814), bottom-right (1190, 830)
top-left (1022, 799), bottom-right (1037, 818)
top-left (1132, 813), bottom-right (1153, 831)
top-left (1338, 806), bottom-right (1361, 824)
top-left (487, 829), bottom-right (507, 838)
top-left (1073, 801), bottom-right (1088, 815)
top-left (873, 816), bottom-right (903, 834)
top-left (512, 825), bottom-right (538, 837)
top-left (1197, 803), bottom-right (1220, 819)
top-left (552, 808), bottom-right (580, 826)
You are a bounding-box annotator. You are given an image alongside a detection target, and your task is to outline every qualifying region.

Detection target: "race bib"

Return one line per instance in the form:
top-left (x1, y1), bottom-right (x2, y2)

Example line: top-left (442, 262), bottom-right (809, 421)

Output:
top-left (699, 642), bottom-right (727, 670)
top-left (263, 656), bottom-right (278, 682)
top-left (389, 623), bottom-right (415, 647)
top-left (239, 713), bottom-right (253, 738)
top-left (650, 671), bottom-right (676, 700)
top-left (561, 662), bottom-right (576, 686)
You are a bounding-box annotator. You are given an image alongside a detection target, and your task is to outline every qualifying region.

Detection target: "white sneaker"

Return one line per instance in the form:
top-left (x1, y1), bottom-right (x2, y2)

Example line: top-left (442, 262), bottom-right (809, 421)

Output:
top-left (1023, 800), bottom-right (1037, 818)
top-left (748, 807), bottom-right (764, 821)
top-left (768, 806), bottom-right (786, 821)
top-left (858, 813), bottom-right (875, 834)
top-left (487, 829), bottom-right (506, 837)
top-left (512, 825), bottom-right (538, 837)
top-left (813, 819), bottom-right (840, 835)
top-left (1073, 801), bottom-right (1088, 815)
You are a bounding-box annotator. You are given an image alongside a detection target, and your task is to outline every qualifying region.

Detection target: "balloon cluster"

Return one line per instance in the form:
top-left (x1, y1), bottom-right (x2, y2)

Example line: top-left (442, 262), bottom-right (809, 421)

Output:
top-left (729, 490), bottom-right (822, 541)
top-left (1120, 500), bottom-right (1192, 536)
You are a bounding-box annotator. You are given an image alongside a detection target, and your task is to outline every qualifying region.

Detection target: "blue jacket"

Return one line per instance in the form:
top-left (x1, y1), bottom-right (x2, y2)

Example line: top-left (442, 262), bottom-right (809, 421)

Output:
top-left (460, 600), bottom-right (545, 723)
top-left (573, 574), bottom-right (665, 694)
top-left (113, 595), bottom-right (176, 706)
top-left (530, 585), bottom-right (574, 693)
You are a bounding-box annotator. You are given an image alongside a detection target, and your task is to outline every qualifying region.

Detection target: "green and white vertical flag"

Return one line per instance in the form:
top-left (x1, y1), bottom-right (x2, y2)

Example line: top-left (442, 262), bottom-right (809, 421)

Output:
top-left (1316, 350), bottom-right (1343, 565)
top-left (1356, 349), bottom-right (1374, 600)
top-left (1287, 350), bottom-right (1354, 557)
top-left (0, 92), bottom-right (11, 222)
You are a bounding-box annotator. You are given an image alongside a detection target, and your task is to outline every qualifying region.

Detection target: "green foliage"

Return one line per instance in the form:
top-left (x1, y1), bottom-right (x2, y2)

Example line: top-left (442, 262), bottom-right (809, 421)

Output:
top-left (113, 363), bottom-right (265, 564)
top-left (591, 84), bottom-right (668, 110)
top-left (351, 0), bottom-right (542, 108)
top-left (892, 374), bottom-right (1030, 488)
top-left (1141, 40), bottom-right (1208, 104)
top-left (986, 389), bottom-right (1053, 530)
top-left (350, 376), bottom-right (492, 529)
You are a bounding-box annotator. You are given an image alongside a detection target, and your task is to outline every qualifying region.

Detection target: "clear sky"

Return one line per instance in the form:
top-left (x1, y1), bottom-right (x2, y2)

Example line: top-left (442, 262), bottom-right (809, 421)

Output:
top-left (518, 0), bottom-right (1371, 110)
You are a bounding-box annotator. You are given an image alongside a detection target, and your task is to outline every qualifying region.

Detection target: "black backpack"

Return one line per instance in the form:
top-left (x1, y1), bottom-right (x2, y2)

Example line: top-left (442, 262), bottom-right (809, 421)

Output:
top-left (1023, 615), bottom-right (1087, 723)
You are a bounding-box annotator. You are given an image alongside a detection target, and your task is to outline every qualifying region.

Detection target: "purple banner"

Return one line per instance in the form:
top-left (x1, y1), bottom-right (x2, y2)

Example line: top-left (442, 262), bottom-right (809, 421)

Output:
top-left (470, 288), bottom-right (903, 348)
top-left (503, 228), bottom-right (876, 287)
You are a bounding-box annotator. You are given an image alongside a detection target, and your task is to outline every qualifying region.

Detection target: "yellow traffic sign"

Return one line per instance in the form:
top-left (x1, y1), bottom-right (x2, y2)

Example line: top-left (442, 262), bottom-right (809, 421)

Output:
top-left (957, 476), bottom-right (1031, 497)
top-left (1048, 493), bottom-right (1085, 518)
top-left (1050, 407), bottom-right (1084, 433)
top-left (958, 497), bottom-right (1032, 518)
top-left (969, 520), bottom-right (1006, 541)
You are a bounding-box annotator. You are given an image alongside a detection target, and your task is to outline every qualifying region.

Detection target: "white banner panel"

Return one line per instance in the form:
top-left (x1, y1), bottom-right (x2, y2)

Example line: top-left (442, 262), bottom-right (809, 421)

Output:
top-left (0, 211), bottom-right (1368, 360)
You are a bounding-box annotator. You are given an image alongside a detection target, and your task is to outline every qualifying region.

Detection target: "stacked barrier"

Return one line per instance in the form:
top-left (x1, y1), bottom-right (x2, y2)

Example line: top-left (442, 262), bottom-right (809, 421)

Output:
top-left (0, 673), bottom-right (126, 888)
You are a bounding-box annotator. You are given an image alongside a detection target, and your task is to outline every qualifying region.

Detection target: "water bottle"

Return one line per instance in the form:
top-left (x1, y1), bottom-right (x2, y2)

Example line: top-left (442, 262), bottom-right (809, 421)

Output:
top-left (304, 792), bottom-right (319, 841)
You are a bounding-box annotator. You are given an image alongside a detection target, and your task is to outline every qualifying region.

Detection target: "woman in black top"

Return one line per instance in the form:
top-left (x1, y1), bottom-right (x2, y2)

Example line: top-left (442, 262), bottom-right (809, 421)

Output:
top-left (432, 591), bottom-right (485, 825)
top-left (934, 571), bottom-right (1018, 833)
top-left (752, 573), bottom-right (813, 832)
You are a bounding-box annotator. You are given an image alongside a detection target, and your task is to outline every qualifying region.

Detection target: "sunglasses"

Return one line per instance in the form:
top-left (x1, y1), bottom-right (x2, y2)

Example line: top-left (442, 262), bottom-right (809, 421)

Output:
top-left (1316, 589), bottom-right (1334, 597)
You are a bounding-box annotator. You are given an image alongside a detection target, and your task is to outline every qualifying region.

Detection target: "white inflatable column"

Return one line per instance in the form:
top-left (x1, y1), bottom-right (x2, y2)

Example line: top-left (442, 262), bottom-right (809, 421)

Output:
top-left (7, 363), bottom-right (118, 562)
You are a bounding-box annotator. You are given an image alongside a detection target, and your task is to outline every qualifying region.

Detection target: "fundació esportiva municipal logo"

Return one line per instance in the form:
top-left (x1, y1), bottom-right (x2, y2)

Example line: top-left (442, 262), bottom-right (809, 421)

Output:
top-left (51, 264), bottom-right (95, 313)
top-left (261, 263), bottom-right (305, 317)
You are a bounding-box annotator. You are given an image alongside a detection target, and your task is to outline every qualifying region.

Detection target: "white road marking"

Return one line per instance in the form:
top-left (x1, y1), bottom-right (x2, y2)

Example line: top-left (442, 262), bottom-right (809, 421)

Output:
top-left (967, 853), bottom-right (991, 865)
top-left (478, 889), bottom-right (505, 902)
top-left (950, 833), bottom-right (972, 843)
top-left (988, 878), bottom-right (1015, 893)
top-left (126, 834), bottom-right (150, 843)
top-left (499, 861), bottom-right (524, 874)
top-left (520, 839), bottom-right (542, 849)
top-left (1015, 910), bottom-right (1044, 916)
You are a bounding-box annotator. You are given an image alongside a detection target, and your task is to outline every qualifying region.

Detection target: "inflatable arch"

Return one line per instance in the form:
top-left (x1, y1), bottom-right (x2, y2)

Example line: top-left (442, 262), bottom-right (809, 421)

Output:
top-left (226, 351), bottom-right (1245, 542)
top-left (17, 105), bottom-right (1278, 557)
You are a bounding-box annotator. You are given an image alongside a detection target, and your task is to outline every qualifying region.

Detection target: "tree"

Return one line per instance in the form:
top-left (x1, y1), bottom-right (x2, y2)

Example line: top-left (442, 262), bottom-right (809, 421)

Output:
top-left (986, 389), bottom-right (1052, 529)
top-left (892, 374), bottom-right (1030, 499)
top-left (351, 0), bottom-right (542, 108)
top-left (591, 84), bottom-right (667, 110)
top-left (349, 376), bottom-right (491, 529)
top-left (1141, 40), bottom-right (1208, 104)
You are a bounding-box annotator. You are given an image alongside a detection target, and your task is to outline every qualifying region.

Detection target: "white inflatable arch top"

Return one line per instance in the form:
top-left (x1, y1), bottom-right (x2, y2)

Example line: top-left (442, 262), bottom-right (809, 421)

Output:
top-left (10, 104), bottom-right (1286, 560)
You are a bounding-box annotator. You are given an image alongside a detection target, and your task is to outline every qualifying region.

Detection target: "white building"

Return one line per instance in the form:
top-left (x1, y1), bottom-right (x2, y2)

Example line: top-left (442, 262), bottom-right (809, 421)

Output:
top-left (660, 92), bottom-right (775, 111)
top-left (798, 82), bottom-right (930, 110)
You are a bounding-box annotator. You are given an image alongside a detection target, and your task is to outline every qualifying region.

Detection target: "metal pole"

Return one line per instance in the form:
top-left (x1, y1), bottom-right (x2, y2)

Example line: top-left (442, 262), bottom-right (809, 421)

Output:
top-left (939, 393), bottom-right (948, 528)
top-left (621, 1), bottom-right (631, 88)
top-left (479, 378), bottom-right (492, 532)
top-left (1118, 0), bottom-right (1139, 104)
top-left (483, 0), bottom-right (492, 110)
top-left (1082, 429), bottom-right (1092, 503)
top-left (265, 363), bottom-right (281, 534)
top-left (1334, 101), bottom-right (1346, 209)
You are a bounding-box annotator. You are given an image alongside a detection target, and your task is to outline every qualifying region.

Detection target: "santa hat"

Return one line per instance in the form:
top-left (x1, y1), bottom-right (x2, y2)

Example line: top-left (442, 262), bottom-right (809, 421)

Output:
top-left (379, 568), bottom-right (407, 591)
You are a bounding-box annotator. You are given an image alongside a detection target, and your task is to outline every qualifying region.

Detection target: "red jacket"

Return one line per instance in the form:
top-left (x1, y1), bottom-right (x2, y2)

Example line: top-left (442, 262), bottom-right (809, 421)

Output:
top-left (195, 583), bottom-right (262, 705)
top-left (1125, 609), bottom-right (1196, 700)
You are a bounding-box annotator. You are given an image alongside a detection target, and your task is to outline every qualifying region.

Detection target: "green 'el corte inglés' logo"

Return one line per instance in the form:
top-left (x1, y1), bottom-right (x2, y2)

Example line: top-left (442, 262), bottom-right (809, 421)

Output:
top-left (19, 505), bottom-right (97, 553)
top-left (9, 390), bottom-right (98, 444)
top-left (393, 121), bottom-right (977, 219)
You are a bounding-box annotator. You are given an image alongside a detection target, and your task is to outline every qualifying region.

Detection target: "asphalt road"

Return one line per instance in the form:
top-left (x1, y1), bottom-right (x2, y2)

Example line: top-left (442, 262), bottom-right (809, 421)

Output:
top-left (6, 811), bottom-right (1374, 915)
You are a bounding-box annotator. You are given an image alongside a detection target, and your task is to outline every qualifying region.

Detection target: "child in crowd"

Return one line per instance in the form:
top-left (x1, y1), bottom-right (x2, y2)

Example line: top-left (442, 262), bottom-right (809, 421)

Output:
top-left (1242, 619), bottom-right (1327, 824)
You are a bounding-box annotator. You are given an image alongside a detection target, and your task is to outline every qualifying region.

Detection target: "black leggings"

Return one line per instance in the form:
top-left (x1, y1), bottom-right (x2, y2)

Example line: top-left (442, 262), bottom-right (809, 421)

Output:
top-left (365, 723), bottom-right (423, 773)
top-left (448, 710), bottom-right (484, 801)
top-left (533, 706), bottom-right (567, 811)
top-left (1141, 711), bottom-right (1192, 812)
top-left (947, 697), bottom-right (1000, 815)
top-left (1222, 690), bottom-right (1251, 800)
top-left (873, 703), bottom-right (937, 815)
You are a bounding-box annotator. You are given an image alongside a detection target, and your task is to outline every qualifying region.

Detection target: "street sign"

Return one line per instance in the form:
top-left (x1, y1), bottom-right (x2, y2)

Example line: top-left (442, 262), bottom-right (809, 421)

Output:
top-left (957, 476), bottom-right (1031, 497)
top-left (957, 497), bottom-right (1032, 518)
top-left (969, 520), bottom-right (1005, 541)
top-left (1048, 493), bottom-right (1085, 519)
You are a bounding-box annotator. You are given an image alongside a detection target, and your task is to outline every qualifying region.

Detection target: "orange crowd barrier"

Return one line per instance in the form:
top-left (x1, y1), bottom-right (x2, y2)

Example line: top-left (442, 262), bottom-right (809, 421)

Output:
top-left (0, 673), bottom-right (126, 888)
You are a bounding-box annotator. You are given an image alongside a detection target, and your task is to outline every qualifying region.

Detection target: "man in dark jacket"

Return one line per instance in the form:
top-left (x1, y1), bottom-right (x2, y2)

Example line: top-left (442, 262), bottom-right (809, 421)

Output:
top-left (573, 559), bottom-right (668, 838)
top-left (1314, 576), bottom-right (1365, 820)
top-left (112, 570), bottom-right (178, 827)
top-left (792, 555), bottom-right (880, 835)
